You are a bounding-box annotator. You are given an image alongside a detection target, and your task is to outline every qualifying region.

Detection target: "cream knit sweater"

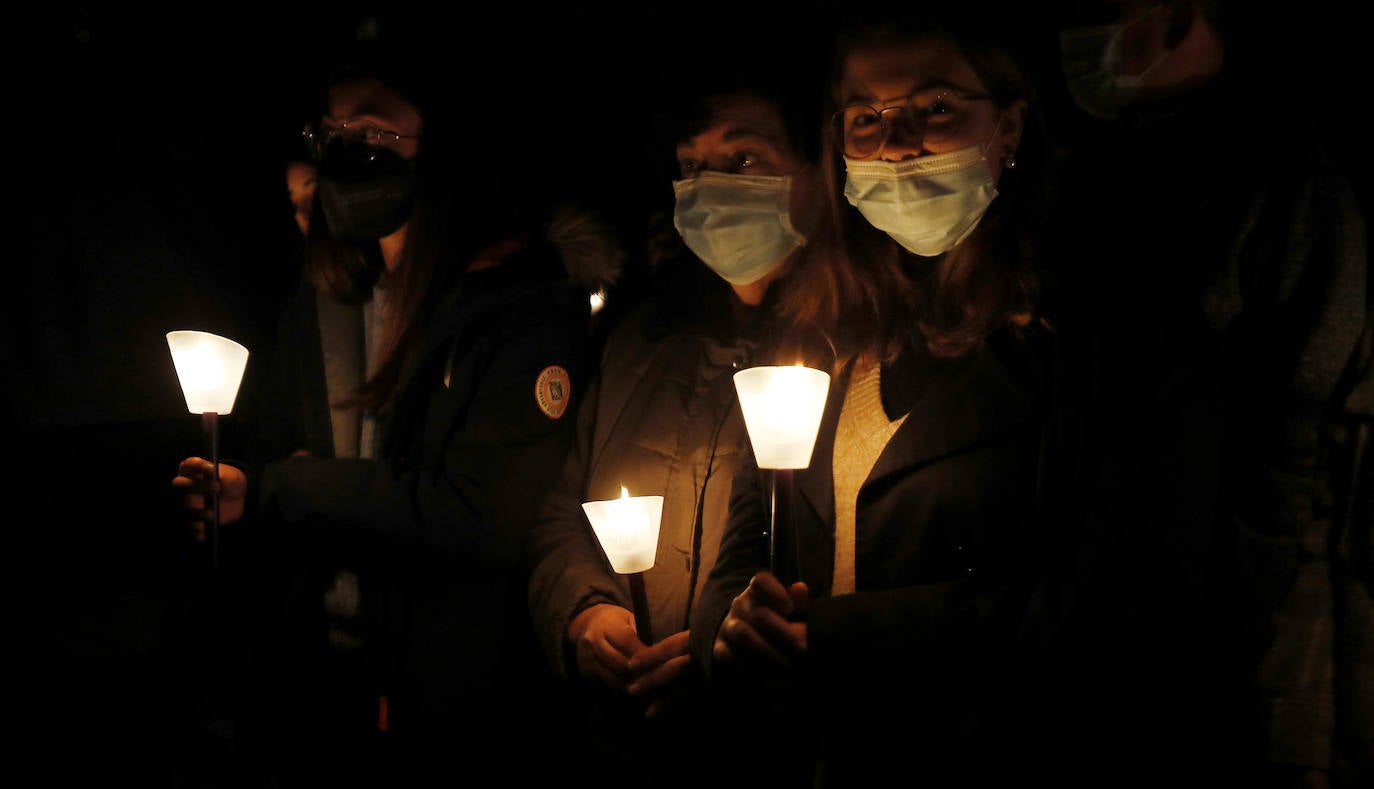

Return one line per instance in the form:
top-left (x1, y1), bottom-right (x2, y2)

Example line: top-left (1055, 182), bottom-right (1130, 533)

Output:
top-left (831, 360), bottom-right (908, 594)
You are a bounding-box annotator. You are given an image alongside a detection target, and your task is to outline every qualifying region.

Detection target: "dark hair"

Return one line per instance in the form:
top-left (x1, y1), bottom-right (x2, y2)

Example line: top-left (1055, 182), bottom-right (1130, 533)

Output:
top-left (775, 9), bottom-right (1050, 371)
top-left (649, 38), bottom-right (828, 176)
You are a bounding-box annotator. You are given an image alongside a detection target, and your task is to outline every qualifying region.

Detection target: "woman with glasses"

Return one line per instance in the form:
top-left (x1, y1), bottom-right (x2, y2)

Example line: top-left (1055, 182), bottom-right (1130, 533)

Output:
top-left (684, 9), bottom-right (1141, 787)
top-left (171, 19), bottom-right (624, 786)
top-left (690, 6), bottom-right (1242, 786)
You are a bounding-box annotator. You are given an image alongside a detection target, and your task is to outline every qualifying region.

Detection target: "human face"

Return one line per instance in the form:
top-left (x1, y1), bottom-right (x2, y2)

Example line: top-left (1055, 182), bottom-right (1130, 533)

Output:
top-left (320, 76), bottom-right (423, 162)
top-left (285, 160), bottom-right (316, 236)
top-left (675, 93), bottom-right (806, 179)
top-left (674, 93), bottom-right (816, 237)
top-left (673, 93), bottom-right (814, 303)
top-left (838, 36), bottom-right (1024, 180)
top-left (1062, 1), bottom-right (1168, 78)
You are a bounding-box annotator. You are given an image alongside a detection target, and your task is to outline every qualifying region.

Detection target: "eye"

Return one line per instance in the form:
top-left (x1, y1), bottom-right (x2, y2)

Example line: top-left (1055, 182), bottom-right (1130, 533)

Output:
top-left (678, 158), bottom-right (701, 177)
top-left (849, 108), bottom-right (881, 128)
top-left (926, 97), bottom-right (956, 116)
top-left (915, 90), bottom-right (965, 123)
top-left (731, 151), bottom-right (759, 172)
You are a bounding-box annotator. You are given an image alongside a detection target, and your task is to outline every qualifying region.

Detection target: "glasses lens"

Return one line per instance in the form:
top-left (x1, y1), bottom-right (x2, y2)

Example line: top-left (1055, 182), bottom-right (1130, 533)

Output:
top-left (838, 106), bottom-right (883, 158)
top-left (907, 89), bottom-right (976, 145)
top-left (837, 90), bottom-right (980, 157)
top-left (303, 123), bottom-right (386, 163)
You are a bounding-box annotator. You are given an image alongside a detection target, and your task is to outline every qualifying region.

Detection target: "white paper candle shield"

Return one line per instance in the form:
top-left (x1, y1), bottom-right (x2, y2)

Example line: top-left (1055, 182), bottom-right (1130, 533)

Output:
top-left (166, 330), bottom-right (249, 415)
top-left (582, 489), bottom-right (664, 574)
top-left (733, 365), bottom-right (830, 469)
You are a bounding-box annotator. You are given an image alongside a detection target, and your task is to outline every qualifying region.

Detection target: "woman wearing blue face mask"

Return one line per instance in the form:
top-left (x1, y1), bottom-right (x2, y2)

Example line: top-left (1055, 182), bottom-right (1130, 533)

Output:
top-left (525, 34), bottom-right (827, 789)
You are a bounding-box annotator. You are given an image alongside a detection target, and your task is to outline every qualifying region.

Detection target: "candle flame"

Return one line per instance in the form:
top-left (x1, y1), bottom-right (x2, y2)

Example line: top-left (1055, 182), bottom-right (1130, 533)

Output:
top-left (620, 486), bottom-right (630, 499)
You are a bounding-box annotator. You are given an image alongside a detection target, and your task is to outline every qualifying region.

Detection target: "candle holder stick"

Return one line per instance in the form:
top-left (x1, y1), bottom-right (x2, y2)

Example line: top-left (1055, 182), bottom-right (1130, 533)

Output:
top-left (166, 330), bottom-right (248, 573)
top-left (629, 571), bottom-right (652, 643)
top-left (733, 365), bottom-right (830, 581)
top-left (203, 411), bottom-right (220, 570)
top-left (766, 467), bottom-right (778, 575)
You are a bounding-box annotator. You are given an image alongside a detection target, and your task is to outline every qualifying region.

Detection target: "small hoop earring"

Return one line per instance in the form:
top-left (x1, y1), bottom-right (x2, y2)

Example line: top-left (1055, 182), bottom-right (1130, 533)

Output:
top-left (1003, 147), bottom-right (1018, 170)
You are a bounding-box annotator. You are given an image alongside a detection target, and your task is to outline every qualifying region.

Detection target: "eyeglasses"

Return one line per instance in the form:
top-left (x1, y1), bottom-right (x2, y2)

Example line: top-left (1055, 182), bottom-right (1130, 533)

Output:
top-left (301, 119), bottom-right (421, 161)
top-left (831, 87), bottom-right (994, 159)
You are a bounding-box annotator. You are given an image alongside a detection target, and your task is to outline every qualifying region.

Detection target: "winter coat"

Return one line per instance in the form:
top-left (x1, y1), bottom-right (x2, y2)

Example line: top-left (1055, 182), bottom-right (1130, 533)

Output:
top-left (1049, 68), bottom-right (1372, 783)
top-left (525, 257), bottom-right (773, 786)
top-left (250, 205), bottom-right (622, 785)
top-left (690, 324), bottom-right (1055, 787)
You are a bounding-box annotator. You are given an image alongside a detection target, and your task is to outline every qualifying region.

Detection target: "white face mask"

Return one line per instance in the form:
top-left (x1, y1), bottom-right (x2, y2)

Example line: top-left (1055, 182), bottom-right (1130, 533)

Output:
top-left (1059, 4), bottom-right (1168, 121)
top-left (843, 144), bottom-right (998, 257)
top-left (672, 171), bottom-right (805, 286)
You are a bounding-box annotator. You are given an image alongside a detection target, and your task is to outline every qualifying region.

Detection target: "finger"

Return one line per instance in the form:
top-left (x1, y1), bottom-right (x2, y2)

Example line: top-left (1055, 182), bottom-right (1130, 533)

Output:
top-left (627, 630), bottom-right (689, 674)
top-left (745, 572), bottom-right (795, 616)
top-left (578, 640), bottom-right (631, 689)
top-left (604, 621), bottom-right (647, 658)
top-left (172, 475), bottom-right (218, 497)
top-left (628, 653), bottom-right (690, 697)
top-left (712, 635), bottom-right (735, 666)
top-left (718, 614), bottom-right (790, 667)
top-left (741, 606), bottom-right (805, 658)
top-left (177, 457), bottom-right (215, 478)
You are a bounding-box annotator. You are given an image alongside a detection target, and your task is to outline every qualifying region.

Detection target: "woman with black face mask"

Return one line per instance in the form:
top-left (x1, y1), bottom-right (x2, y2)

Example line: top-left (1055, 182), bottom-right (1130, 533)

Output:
top-left (171, 19), bottom-right (625, 787)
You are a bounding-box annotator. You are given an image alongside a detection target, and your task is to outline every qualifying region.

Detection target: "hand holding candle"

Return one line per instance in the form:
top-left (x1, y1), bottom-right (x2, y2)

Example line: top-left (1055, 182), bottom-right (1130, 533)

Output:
top-left (582, 487), bottom-right (664, 641)
top-left (166, 330), bottom-right (249, 569)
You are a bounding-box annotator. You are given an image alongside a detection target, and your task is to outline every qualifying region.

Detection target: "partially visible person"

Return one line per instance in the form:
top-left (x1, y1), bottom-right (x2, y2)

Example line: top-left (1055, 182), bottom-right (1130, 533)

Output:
top-left (1051, 2), bottom-right (1371, 786)
top-left (172, 16), bottom-right (623, 786)
top-left (689, 10), bottom-right (1068, 786)
top-left (3, 12), bottom-right (303, 786)
top-left (525, 37), bottom-right (827, 788)
top-left (285, 156), bottom-right (317, 237)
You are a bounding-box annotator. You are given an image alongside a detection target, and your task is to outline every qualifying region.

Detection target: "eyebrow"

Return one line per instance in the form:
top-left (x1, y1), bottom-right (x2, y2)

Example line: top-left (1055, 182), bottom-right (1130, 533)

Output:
top-left (721, 125), bottom-right (779, 144)
top-left (676, 125), bottom-right (781, 152)
top-left (844, 78), bottom-right (979, 105)
top-left (324, 113), bottom-right (392, 127)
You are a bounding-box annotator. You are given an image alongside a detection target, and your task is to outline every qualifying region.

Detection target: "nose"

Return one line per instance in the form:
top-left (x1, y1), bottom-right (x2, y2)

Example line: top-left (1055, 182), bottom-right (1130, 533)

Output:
top-left (878, 112), bottom-right (925, 161)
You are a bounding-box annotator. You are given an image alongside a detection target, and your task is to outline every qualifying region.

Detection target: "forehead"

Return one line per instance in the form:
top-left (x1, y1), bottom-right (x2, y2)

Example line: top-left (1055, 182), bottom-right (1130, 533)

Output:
top-left (326, 76), bottom-right (421, 124)
top-left (678, 93), bottom-right (790, 150)
top-left (839, 36), bottom-right (985, 100)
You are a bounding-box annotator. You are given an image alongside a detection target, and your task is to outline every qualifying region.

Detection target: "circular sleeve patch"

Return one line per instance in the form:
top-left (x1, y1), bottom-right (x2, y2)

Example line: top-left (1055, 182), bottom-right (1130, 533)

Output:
top-left (534, 365), bottom-right (571, 420)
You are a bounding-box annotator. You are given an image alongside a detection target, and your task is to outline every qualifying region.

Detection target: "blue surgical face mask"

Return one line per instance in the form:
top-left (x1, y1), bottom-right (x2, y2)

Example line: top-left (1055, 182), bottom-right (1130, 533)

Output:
top-left (1059, 4), bottom-right (1168, 121)
top-left (842, 143), bottom-right (998, 257)
top-left (672, 171), bottom-right (805, 286)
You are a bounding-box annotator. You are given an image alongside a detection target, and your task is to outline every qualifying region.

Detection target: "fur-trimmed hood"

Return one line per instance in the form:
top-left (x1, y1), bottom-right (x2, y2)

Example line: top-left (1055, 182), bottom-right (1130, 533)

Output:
top-left (542, 203), bottom-right (626, 293)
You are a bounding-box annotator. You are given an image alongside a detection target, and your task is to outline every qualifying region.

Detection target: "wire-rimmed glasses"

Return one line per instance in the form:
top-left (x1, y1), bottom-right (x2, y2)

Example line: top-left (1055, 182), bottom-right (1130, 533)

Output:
top-left (832, 86), bottom-right (994, 159)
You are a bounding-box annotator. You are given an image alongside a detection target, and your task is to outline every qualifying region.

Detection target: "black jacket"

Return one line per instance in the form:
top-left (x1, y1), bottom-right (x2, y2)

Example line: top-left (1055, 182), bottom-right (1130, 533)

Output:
top-left (250, 210), bottom-right (620, 785)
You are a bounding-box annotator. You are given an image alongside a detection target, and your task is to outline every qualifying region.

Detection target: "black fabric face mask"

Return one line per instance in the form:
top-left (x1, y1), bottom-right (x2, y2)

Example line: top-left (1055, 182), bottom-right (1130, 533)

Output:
top-left (316, 142), bottom-right (416, 241)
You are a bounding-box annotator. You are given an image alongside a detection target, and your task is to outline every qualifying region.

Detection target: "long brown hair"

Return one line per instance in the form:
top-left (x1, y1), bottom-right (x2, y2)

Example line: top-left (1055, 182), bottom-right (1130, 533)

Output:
top-left (775, 11), bottom-right (1048, 374)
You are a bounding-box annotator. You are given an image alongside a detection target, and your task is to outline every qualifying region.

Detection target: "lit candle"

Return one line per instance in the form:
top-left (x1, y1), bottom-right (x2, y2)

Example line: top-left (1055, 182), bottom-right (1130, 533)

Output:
top-left (733, 364), bottom-right (830, 469)
top-left (582, 487), bottom-right (664, 575)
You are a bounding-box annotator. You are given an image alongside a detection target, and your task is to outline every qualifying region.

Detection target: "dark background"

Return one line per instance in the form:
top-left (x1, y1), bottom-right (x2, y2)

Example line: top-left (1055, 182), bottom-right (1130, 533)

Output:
top-left (0, 2), bottom-right (1365, 785)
